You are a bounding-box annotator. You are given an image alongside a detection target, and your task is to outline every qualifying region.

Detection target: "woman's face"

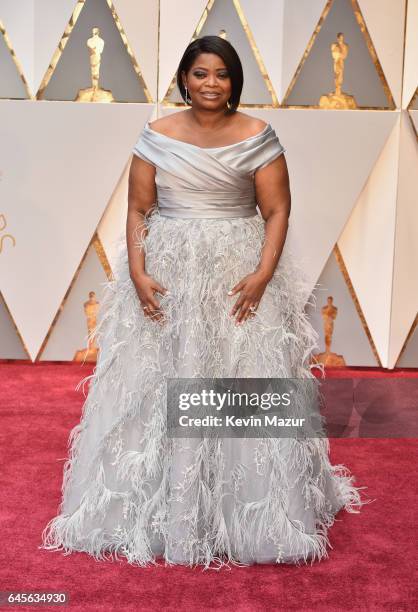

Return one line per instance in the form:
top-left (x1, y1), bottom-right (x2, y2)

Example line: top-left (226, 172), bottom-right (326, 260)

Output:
top-left (182, 53), bottom-right (232, 110)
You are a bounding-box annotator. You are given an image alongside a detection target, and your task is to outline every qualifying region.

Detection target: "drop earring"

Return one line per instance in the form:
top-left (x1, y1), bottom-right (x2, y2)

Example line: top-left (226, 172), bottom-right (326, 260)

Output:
top-left (184, 84), bottom-right (192, 105)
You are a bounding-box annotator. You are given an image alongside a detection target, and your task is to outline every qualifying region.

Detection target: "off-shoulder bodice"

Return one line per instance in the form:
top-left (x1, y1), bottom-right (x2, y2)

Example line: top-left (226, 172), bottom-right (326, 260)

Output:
top-left (132, 120), bottom-right (285, 219)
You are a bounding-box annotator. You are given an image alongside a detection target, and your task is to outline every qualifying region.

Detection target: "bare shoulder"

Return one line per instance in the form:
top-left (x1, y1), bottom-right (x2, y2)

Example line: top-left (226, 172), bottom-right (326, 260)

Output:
top-left (234, 112), bottom-right (268, 136)
top-left (148, 111), bottom-right (268, 140)
top-left (148, 112), bottom-right (188, 136)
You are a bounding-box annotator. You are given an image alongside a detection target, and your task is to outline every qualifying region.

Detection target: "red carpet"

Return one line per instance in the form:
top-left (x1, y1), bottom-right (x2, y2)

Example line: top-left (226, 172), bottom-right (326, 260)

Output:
top-left (0, 363), bottom-right (417, 611)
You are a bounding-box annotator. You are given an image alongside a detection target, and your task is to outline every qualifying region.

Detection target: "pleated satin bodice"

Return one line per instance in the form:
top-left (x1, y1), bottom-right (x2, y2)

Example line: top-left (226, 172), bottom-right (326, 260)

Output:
top-left (132, 120), bottom-right (285, 219)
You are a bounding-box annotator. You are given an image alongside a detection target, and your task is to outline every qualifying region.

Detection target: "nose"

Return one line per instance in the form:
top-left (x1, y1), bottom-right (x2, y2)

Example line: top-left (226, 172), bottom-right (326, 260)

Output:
top-left (206, 74), bottom-right (218, 86)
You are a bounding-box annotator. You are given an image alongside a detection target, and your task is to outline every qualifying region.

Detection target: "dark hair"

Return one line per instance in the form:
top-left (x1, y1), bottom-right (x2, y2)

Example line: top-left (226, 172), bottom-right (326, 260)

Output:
top-left (176, 35), bottom-right (243, 115)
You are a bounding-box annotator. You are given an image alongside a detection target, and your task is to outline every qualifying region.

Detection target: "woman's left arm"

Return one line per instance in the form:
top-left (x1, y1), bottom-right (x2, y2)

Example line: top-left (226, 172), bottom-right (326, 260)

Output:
top-left (228, 155), bottom-right (291, 324)
top-left (254, 153), bottom-right (291, 278)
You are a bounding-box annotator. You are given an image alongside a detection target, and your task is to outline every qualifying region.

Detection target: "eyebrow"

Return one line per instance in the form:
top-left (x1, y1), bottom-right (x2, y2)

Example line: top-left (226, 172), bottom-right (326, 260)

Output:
top-left (192, 66), bottom-right (228, 70)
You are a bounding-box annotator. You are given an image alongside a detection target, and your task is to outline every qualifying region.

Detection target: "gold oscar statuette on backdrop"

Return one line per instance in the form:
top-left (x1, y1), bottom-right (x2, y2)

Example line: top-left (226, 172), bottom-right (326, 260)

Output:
top-left (319, 33), bottom-right (357, 109)
top-left (75, 27), bottom-right (114, 102)
top-left (312, 296), bottom-right (346, 367)
top-left (74, 291), bottom-right (100, 362)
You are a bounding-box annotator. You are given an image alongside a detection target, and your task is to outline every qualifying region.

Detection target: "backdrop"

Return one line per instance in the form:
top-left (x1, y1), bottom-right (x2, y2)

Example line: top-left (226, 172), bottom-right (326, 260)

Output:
top-left (0, 0), bottom-right (417, 368)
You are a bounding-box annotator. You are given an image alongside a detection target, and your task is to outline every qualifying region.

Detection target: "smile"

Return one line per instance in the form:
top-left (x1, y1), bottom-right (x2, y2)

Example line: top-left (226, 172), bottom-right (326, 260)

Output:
top-left (200, 93), bottom-right (221, 98)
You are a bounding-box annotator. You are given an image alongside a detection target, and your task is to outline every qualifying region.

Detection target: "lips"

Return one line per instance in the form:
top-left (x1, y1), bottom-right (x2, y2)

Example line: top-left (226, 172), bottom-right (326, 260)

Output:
top-left (201, 92), bottom-right (220, 97)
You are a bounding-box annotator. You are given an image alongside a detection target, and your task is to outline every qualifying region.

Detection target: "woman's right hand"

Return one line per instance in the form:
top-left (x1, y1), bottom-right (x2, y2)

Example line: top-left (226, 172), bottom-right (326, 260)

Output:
top-left (131, 272), bottom-right (169, 325)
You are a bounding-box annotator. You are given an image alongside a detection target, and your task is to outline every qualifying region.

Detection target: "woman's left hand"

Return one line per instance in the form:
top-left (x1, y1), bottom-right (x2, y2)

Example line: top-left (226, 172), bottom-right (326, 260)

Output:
top-left (227, 270), bottom-right (272, 325)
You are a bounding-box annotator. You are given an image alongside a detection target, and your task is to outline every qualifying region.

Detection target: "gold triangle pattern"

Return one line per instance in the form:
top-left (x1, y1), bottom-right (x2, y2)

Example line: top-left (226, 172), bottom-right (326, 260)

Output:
top-left (282, 0), bottom-right (396, 110)
top-left (0, 19), bottom-right (33, 99)
top-left (0, 291), bottom-right (31, 360)
top-left (395, 313), bottom-right (418, 366)
top-left (407, 87), bottom-right (418, 139)
top-left (36, 0), bottom-right (153, 102)
top-left (333, 244), bottom-right (381, 366)
top-left (162, 0), bottom-right (278, 108)
top-left (36, 232), bottom-right (112, 361)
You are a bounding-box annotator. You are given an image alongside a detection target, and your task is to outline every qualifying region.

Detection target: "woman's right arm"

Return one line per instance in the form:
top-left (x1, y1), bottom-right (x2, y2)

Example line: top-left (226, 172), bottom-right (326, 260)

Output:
top-left (127, 155), bottom-right (168, 323)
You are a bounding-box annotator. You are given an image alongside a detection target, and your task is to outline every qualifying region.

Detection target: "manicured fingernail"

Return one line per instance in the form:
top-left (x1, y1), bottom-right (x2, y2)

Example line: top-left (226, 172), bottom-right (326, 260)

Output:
top-left (227, 291), bottom-right (233, 295)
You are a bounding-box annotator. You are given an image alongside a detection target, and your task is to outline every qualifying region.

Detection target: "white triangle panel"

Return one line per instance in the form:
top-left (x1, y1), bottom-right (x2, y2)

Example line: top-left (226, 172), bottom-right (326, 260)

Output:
top-left (338, 116), bottom-right (400, 367)
top-left (240, 0), bottom-right (284, 102)
top-left (160, 107), bottom-right (396, 303)
top-left (284, 0), bottom-right (391, 108)
top-left (409, 109), bottom-right (418, 134)
top-left (396, 321), bottom-right (418, 367)
top-left (0, 0), bottom-right (34, 95)
top-left (306, 252), bottom-right (377, 366)
top-left (170, 0), bottom-right (270, 105)
top-left (37, 0), bottom-right (148, 102)
top-left (97, 104), bottom-right (158, 269)
top-left (97, 159), bottom-right (129, 270)
top-left (389, 112), bottom-right (418, 367)
top-left (159, 0), bottom-right (209, 101)
top-left (266, 109), bottom-right (395, 298)
top-left (33, 0), bottom-right (78, 96)
top-left (402, 0), bottom-right (418, 108)
top-left (0, 100), bottom-right (151, 361)
top-left (40, 243), bottom-right (108, 361)
top-left (0, 293), bottom-right (28, 359)
top-left (281, 0), bottom-right (328, 102)
top-left (112, 0), bottom-right (159, 101)
top-left (358, 0), bottom-right (406, 109)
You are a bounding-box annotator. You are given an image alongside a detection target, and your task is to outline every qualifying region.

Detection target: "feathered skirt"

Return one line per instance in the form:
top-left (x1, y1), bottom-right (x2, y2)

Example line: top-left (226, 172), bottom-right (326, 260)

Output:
top-left (40, 209), bottom-right (368, 570)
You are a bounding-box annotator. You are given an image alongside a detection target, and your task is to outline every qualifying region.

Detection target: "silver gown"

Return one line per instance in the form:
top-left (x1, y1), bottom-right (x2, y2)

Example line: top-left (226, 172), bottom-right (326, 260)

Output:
top-left (40, 121), bottom-right (367, 570)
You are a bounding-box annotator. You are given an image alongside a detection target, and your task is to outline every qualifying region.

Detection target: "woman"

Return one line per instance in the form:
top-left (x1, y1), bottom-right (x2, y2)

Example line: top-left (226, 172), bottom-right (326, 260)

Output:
top-left (40, 36), bottom-right (367, 569)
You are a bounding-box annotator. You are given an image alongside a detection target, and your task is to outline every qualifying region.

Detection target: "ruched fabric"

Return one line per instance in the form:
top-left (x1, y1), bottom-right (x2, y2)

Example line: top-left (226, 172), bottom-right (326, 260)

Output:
top-left (132, 121), bottom-right (285, 219)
